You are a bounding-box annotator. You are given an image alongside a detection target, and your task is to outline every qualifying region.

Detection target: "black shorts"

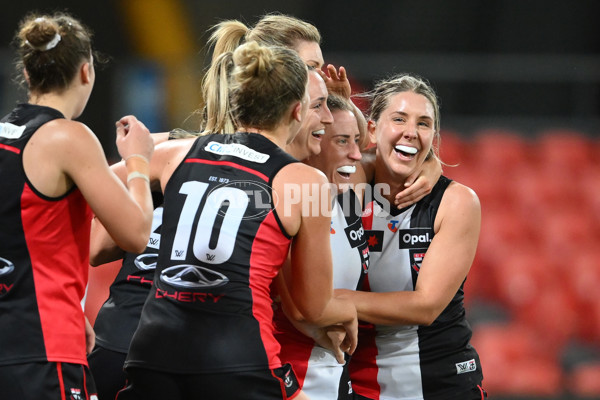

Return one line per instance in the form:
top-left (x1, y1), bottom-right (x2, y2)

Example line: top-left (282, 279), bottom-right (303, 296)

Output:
top-left (0, 361), bottom-right (98, 400)
top-left (117, 363), bottom-right (300, 400)
top-left (353, 385), bottom-right (488, 400)
top-left (88, 345), bottom-right (128, 400)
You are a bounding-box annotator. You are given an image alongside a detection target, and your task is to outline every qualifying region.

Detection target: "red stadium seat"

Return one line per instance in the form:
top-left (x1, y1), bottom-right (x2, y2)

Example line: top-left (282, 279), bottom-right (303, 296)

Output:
top-left (515, 287), bottom-right (580, 354)
top-left (535, 209), bottom-right (598, 263)
top-left (457, 129), bottom-right (535, 212)
top-left (578, 166), bottom-right (600, 223)
top-left (535, 129), bottom-right (596, 174)
top-left (487, 245), bottom-right (579, 352)
top-left (576, 298), bottom-right (600, 345)
top-left (490, 249), bottom-right (550, 309)
top-left (437, 129), bottom-right (470, 167)
top-left (568, 363), bottom-right (600, 397)
top-left (471, 322), bottom-right (563, 395)
top-left (476, 206), bottom-right (544, 303)
top-left (470, 128), bottom-right (533, 174)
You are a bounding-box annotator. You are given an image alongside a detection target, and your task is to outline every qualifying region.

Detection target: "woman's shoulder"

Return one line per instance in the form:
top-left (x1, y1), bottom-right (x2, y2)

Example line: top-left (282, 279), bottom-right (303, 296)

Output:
top-left (277, 162), bottom-right (329, 185)
top-left (441, 178), bottom-right (481, 213)
top-left (152, 137), bottom-right (196, 173)
top-left (34, 118), bottom-right (98, 152)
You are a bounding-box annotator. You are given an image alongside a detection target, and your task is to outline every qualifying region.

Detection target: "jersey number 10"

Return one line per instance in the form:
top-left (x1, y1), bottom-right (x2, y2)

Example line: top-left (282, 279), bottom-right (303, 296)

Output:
top-left (170, 181), bottom-right (248, 264)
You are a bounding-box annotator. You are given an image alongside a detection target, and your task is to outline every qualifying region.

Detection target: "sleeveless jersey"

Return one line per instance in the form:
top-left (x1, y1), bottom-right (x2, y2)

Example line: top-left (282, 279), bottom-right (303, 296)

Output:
top-left (93, 196), bottom-right (163, 353)
top-left (273, 189), bottom-right (369, 400)
top-left (125, 132), bottom-right (298, 374)
top-left (350, 176), bottom-right (483, 400)
top-left (0, 104), bottom-right (92, 366)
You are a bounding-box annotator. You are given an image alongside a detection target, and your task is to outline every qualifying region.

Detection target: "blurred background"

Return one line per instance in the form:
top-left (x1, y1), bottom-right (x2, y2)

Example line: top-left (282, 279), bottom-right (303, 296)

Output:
top-left (2, 1), bottom-right (600, 398)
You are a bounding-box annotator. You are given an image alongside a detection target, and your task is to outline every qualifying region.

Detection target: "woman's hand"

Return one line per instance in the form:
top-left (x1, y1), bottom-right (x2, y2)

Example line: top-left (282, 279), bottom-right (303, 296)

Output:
top-left (115, 115), bottom-right (153, 162)
top-left (85, 316), bottom-right (95, 355)
top-left (312, 325), bottom-right (349, 364)
top-left (394, 155), bottom-right (442, 209)
top-left (319, 65), bottom-right (352, 99)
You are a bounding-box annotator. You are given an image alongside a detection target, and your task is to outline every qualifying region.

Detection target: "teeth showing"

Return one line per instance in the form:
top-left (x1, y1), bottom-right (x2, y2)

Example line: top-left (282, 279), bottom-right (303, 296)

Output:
top-left (312, 129), bottom-right (325, 136)
top-left (395, 145), bottom-right (417, 155)
top-left (337, 165), bottom-right (356, 174)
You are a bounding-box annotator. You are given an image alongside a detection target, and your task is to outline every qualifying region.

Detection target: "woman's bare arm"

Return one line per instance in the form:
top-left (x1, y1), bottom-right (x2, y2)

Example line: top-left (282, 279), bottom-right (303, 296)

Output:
top-left (337, 182), bottom-right (480, 326)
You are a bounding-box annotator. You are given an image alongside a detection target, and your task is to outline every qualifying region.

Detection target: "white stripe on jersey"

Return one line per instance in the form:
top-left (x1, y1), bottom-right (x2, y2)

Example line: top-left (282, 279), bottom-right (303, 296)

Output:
top-left (366, 201), bottom-right (416, 292)
top-left (302, 346), bottom-right (345, 400)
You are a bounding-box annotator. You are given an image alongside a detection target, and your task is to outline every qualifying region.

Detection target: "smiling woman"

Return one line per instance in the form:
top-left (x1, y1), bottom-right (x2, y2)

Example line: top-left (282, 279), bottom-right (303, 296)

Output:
top-left (116, 41), bottom-right (358, 400)
top-left (285, 69), bottom-right (333, 161)
top-left (306, 93), bottom-right (366, 190)
top-left (336, 73), bottom-right (487, 400)
top-left (274, 93), bottom-right (369, 400)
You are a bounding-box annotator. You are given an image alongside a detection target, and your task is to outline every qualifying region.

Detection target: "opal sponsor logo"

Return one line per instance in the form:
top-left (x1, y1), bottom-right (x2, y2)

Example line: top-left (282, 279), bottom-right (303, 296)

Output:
top-left (398, 228), bottom-right (433, 249)
top-left (344, 221), bottom-right (365, 248)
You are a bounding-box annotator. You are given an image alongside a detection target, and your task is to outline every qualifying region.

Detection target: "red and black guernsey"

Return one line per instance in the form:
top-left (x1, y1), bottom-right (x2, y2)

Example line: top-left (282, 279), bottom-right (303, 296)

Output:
top-left (125, 132), bottom-right (299, 374)
top-left (0, 104), bottom-right (92, 366)
top-left (93, 200), bottom-right (163, 354)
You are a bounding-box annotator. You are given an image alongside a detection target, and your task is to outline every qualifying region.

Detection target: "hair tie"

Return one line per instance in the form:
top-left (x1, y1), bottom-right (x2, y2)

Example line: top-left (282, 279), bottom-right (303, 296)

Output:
top-left (26, 33), bottom-right (61, 51)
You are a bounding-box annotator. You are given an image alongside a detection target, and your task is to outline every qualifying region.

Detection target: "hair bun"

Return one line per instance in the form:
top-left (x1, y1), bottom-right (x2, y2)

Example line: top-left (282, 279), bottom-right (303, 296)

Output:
top-left (23, 15), bottom-right (61, 51)
top-left (233, 41), bottom-right (276, 81)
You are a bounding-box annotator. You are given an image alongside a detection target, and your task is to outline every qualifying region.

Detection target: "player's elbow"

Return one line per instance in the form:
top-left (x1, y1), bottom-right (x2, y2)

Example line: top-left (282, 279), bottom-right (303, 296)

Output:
top-left (416, 304), bottom-right (445, 326)
top-left (296, 305), bottom-right (325, 325)
top-left (127, 237), bottom-right (149, 255)
top-left (118, 232), bottom-right (149, 255)
top-left (416, 314), bottom-right (437, 327)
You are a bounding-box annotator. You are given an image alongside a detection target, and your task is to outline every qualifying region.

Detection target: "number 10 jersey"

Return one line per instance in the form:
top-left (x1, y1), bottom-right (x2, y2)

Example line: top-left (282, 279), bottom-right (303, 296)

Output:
top-left (125, 132), bottom-right (299, 374)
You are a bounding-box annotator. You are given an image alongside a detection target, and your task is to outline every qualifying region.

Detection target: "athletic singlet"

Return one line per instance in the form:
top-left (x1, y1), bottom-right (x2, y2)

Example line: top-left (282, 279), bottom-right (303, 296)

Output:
top-left (350, 176), bottom-right (483, 400)
top-left (273, 189), bottom-right (369, 400)
top-left (0, 104), bottom-right (92, 366)
top-left (125, 132), bottom-right (298, 374)
top-left (93, 197), bottom-right (163, 353)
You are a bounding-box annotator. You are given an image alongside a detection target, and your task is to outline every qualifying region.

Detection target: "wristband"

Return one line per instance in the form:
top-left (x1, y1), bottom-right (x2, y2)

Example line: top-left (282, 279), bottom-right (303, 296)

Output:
top-left (127, 171), bottom-right (150, 184)
top-left (125, 156), bottom-right (150, 177)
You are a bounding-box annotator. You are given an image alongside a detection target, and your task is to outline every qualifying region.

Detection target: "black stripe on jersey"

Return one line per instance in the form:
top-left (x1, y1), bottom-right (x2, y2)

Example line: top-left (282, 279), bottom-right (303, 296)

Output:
top-left (339, 190), bottom-right (370, 288)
